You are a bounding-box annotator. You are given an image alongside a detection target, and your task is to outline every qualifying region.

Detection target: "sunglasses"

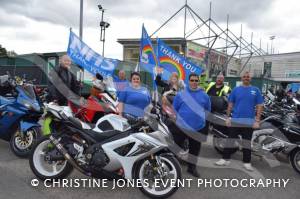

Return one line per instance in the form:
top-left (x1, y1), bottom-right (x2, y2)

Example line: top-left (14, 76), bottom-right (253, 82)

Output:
top-left (242, 76), bottom-right (250, 78)
top-left (190, 79), bottom-right (199, 82)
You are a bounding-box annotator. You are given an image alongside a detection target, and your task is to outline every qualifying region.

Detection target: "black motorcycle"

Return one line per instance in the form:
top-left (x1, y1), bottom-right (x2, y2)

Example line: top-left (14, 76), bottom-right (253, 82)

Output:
top-left (211, 110), bottom-right (300, 175)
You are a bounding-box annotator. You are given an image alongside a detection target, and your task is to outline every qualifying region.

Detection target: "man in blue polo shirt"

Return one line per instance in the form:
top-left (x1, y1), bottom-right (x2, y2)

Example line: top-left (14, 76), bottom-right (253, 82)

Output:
top-left (215, 71), bottom-right (263, 171)
top-left (171, 73), bottom-right (211, 177)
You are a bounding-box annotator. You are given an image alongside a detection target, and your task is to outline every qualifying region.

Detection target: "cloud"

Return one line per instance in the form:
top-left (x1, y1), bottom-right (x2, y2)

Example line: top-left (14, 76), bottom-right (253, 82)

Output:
top-left (0, 0), bottom-right (78, 27)
top-left (0, 0), bottom-right (299, 57)
top-left (0, 9), bottom-right (27, 27)
top-left (0, 0), bottom-right (273, 29)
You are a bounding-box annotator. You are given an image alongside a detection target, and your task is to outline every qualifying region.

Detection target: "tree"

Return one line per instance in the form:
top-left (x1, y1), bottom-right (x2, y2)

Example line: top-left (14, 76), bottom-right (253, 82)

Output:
top-left (0, 44), bottom-right (8, 56)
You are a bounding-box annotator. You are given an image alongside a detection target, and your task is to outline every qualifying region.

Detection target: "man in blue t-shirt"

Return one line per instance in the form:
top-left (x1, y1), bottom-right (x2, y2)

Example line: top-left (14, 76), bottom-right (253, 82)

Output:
top-left (170, 73), bottom-right (211, 177)
top-left (215, 71), bottom-right (263, 171)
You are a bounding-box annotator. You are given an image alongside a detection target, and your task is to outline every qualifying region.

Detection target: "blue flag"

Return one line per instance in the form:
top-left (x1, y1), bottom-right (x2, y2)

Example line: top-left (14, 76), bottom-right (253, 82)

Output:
top-left (67, 30), bottom-right (119, 77)
top-left (139, 25), bottom-right (158, 90)
top-left (157, 39), bottom-right (203, 83)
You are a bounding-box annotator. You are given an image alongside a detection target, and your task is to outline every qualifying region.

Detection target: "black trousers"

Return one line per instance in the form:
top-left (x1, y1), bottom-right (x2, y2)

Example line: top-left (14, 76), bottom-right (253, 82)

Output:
top-left (222, 127), bottom-right (254, 163)
top-left (168, 121), bottom-right (207, 166)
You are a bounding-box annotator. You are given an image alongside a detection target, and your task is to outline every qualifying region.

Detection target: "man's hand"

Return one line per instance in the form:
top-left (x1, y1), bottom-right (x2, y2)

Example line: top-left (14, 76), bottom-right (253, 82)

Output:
top-left (225, 117), bottom-right (231, 127)
top-left (253, 121), bottom-right (260, 129)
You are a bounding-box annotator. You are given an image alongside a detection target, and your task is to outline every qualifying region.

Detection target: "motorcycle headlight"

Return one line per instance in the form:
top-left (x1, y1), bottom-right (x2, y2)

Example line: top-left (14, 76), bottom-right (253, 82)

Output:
top-left (23, 101), bottom-right (33, 109)
top-left (23, 100), bottom-right (40, 112)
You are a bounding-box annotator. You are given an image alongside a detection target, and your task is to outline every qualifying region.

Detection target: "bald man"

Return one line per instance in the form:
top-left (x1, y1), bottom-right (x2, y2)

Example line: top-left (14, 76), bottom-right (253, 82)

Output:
top-left (215, 71), bottom-right (264, 171)
top-left (113, 69), bottom-right (129, 99)
top-left (48, 55), bottom-right (80, 105)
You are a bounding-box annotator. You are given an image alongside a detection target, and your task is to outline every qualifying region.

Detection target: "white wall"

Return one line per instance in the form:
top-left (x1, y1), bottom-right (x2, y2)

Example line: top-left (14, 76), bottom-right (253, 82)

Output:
top-left (240, 52), bottom-right (300, 80)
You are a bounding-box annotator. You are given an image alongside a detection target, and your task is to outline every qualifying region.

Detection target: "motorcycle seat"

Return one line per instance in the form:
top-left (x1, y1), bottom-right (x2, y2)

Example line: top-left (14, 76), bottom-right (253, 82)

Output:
top-left (67, 116), bottom-right (122, 142)
top-left (68, 117), bottom-right (84, 128)
top-left (86, 129), bottom-right (123, 142)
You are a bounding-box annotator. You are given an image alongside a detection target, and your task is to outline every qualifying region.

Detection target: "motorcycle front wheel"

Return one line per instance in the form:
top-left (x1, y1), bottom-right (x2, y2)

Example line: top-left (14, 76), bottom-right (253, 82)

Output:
top-left (29, 137), bottom-right (73, 180)
top-left (135, 155), bottom-right (181, 199)
top-left (10, 126), bottom-right (40, 158)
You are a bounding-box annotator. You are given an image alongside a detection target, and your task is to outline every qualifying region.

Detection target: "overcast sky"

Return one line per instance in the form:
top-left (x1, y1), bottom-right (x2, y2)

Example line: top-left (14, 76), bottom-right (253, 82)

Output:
top-left (0, 0), bottom-right (300, 59)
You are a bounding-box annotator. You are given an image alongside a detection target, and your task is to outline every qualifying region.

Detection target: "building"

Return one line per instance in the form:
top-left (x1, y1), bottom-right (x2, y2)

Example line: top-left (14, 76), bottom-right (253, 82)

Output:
top-left (241, 52), bottom-right (300, 82)
top-left (118, 37), bottom-right (300, 92)
top-left (117, 38), bottom-right (240, 78)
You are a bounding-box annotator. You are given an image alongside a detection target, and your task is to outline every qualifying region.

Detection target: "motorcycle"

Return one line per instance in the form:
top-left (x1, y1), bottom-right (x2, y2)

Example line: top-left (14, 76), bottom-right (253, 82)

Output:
top-left (210, 111), bottom-right (300, 175)
top-left (0, 75), bottom-right (43, 157)
top-left (69, 74), bottom-right (118, 124)
top-left (30, 103), bottom-right (182, 198)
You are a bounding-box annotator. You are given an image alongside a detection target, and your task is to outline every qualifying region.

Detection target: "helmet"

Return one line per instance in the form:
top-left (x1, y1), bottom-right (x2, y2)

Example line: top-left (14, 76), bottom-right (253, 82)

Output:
top-left (92, 79), bottom-right (105, 91)
top-left (92, 73), bottom-right (105, 91)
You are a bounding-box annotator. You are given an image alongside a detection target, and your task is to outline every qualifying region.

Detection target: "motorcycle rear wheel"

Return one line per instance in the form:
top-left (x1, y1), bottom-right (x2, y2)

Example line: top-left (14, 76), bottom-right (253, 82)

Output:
top-left (29, 137), bottom-right (73, 180)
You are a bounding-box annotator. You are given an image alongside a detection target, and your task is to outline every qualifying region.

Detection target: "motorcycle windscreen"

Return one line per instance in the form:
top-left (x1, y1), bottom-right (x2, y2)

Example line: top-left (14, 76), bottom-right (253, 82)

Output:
top-left (22, 84), bottom-right (36, 100)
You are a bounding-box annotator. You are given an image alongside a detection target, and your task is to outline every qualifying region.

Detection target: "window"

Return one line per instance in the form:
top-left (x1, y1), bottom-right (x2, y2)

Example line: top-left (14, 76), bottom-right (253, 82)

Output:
top-left (124, 48), bottom-right (139, 62)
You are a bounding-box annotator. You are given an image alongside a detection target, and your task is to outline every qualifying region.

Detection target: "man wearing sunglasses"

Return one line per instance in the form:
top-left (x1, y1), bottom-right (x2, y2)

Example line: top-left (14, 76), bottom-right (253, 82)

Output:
top-left (215, 71), bottom-right (263, 171)
top-left (171, 73), bottom-right (211, 177)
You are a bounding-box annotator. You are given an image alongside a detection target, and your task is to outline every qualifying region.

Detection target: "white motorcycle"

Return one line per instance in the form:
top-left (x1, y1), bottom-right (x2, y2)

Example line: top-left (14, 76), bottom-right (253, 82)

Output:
top-left (30, 103), bottom-right (182, 198)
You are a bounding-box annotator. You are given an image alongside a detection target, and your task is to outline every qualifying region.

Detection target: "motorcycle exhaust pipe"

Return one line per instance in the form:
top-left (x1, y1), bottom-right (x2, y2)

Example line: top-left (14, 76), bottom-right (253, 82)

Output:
top-left (49, 135), bottom-right (92, 176)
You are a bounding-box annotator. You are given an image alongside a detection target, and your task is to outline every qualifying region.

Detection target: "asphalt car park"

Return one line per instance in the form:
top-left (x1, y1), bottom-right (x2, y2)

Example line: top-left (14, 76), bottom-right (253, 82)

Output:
top-left (0, 136), bottom-right (299, 199)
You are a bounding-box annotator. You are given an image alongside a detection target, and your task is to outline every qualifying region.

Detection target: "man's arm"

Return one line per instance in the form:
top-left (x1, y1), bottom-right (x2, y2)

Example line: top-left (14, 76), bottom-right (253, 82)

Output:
top-left (225, 102), bottom-right (233, 127)
top-left (255, 88), bottom-right (264, 122)
top-left (255, 104), bottom-right (263, 122)
top-left (226, 87), bottom-right (235, 117)
top-left (117, 88), bottom-right (127, 116)
top-left (155, 75), bottom-right (169, 88)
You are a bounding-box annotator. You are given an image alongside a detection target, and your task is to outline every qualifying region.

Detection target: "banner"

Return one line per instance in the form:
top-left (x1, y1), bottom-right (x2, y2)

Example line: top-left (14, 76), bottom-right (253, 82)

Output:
top-left (140, 25), bottom-right (158, 66)
top-left (67, 30), bottom-right (119, 78)
top-left (139, 25), bottom-right (158, 90)
top-left (157, 39), bottom-right (203, 83)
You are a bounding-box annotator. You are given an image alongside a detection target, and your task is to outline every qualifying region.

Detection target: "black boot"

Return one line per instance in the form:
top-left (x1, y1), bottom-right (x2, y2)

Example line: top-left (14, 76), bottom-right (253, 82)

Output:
top-left (187, 164), bottom-right (200, 178)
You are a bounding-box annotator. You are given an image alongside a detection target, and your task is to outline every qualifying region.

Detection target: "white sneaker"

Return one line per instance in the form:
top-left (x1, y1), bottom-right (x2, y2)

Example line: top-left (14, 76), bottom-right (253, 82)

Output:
top-left (215, 159), bottom-right (230, 166)
top-left (243, 163), bottom-right (254, 171)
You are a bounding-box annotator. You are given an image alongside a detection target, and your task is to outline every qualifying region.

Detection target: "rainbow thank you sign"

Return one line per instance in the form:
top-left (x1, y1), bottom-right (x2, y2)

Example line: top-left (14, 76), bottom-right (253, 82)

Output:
top-left (157, 39), bottom-right (203, 82)
top-left (67, 30), bottom-right (119, 77)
